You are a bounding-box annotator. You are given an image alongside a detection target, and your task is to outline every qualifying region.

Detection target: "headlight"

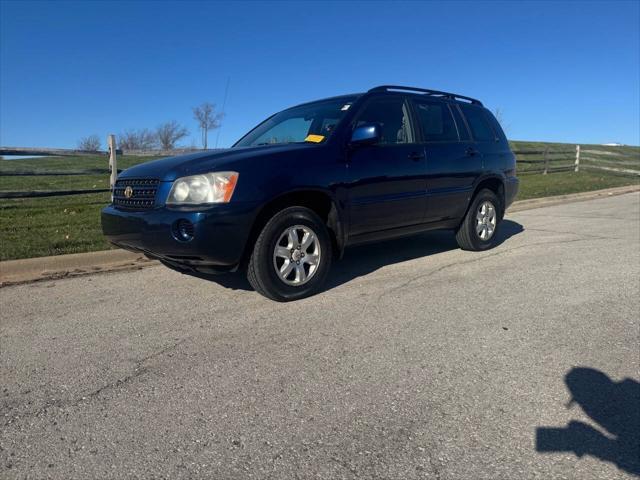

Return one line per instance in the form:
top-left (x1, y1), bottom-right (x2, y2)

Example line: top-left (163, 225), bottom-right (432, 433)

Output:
top-left (166, 171), bottom-right (239, 205)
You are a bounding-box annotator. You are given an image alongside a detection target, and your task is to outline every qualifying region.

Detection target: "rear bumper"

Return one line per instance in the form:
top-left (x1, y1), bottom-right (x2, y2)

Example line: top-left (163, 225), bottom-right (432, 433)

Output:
top-left (505, 176), bottom-right (519, 209)
top-left (101, 202), bottom-right (260, 269)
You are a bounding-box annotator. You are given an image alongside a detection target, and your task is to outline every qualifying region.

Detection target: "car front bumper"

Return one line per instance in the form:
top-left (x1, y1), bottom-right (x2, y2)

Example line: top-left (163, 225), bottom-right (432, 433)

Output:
top-left (101, 202), bottom-right (260, 270)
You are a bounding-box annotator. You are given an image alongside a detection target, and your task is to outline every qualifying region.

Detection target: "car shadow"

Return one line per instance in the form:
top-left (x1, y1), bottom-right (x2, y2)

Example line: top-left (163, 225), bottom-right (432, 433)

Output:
top-left (323, 219), bottom-right (523, 292)
top-left (191, 219), bottom-right (524, 294)
top-left (536, 367), bottom-right (640, 476)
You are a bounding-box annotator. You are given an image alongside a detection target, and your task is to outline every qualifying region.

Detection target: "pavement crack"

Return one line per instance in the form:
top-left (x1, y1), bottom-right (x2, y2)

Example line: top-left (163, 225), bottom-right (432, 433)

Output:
top-left (425, 451), bottom-right (443, 480)
top-left (74, 338), bottom-right (188, 403)
top-left (72, 339), bottom-right (189, 404)
top-left (2, 339), bottom-right (187, 423)
top-left (135, 338), bottom-right (187, 367)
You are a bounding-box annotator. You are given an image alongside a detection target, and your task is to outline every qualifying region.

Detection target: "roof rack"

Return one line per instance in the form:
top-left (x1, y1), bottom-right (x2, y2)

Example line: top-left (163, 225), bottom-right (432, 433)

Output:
top-left (367, 85), bottom-right (483, 106)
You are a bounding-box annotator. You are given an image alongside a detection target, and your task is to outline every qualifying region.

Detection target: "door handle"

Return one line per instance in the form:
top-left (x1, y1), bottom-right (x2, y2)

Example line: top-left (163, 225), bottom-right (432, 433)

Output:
top-left (466, 147), bottom-right (479, 157)
top-left (408, 151), bottom-right (425, 161)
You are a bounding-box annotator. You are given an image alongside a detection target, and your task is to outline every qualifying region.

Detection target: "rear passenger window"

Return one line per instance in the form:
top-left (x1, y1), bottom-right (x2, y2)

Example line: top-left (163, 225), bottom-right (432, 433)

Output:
top-left (413, 101), bottom-right (458, 142)
top-left (460, 105), bottom-right (496, 142)
top-left (451, 105), bottom-right (470, 141)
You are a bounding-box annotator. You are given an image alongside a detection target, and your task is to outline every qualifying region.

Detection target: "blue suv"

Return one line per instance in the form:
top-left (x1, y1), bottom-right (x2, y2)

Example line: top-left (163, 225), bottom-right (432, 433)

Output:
top-left (102, 85), bottom-right (518, 301)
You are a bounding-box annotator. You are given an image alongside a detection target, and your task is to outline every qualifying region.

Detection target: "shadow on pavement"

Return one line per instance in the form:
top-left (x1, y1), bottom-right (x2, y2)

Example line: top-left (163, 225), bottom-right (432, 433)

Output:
top-left (323, 219), bottom-right (523, 292)
top-left (536, 367), bottom-right (640, 476)
top-left (191, 219), bottom-right (524, 294)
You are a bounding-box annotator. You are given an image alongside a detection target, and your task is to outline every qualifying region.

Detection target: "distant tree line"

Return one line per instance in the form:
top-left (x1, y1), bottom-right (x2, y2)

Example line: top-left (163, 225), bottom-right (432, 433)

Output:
top-left (77, 134), bottom-right (102, 151)
top-left (117, 121), bottom-right (189, 151)
top-left (77, 102), bottom-right (224, 152)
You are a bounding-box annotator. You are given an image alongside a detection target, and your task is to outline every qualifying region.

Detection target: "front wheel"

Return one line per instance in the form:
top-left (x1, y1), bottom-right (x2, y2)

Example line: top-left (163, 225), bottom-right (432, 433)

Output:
top-left (247, 207), bottom-right (332, 301)
top-left (455, 189), bottom-right (501, 251)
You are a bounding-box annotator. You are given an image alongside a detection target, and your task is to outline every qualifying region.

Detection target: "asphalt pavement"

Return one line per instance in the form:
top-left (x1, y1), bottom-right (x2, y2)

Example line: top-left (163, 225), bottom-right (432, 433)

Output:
top-left (1, 192), bottom-right (639, 479)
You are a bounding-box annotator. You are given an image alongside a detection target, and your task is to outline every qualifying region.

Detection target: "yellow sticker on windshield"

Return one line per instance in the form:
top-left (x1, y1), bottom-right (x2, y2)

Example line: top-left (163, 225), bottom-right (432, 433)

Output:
top-left (305, 134), bottom-right (325, 143)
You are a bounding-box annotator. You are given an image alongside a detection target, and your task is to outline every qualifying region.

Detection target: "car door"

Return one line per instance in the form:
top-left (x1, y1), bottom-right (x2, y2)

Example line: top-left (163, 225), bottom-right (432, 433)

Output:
top-left (458, 102), bottom-right (504, 174)
top-left (411, 99), bottom-right (483, 223)
top-left (346, 95), bottom-right (428, 237)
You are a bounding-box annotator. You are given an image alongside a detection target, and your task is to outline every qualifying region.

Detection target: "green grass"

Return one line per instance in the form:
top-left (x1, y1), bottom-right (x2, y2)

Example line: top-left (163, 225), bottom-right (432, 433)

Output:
top-left (0, 174), bottom-right (109, 191)
top-left (0, 155), bottom-right (154, 260)
top-left (0, 154), bottom-right (157, 174)
top-left (518, 170), bottom-right (638, 200)
top-left (0, 193), bottom-right (112, 261)
top-left (0, 146), bottom-right (639, 261)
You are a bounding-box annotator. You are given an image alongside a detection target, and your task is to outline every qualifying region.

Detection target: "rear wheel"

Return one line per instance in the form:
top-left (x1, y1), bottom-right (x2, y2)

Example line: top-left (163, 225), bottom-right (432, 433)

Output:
top-left (247, 207), bottom-right (332, 301)
top-left (455, 189), bottom-right (501, 251)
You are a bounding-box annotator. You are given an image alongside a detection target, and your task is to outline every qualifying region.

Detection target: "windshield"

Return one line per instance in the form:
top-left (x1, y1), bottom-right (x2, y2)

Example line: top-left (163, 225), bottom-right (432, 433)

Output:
top-left (234, 97), bottom-right (357, 147)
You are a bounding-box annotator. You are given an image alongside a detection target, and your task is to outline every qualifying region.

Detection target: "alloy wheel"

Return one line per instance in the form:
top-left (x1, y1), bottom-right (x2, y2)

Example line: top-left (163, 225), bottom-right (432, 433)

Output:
top-left (272, 225), bottom-right (322, 285)
top-left (476, 201), bottom-right (497, 241)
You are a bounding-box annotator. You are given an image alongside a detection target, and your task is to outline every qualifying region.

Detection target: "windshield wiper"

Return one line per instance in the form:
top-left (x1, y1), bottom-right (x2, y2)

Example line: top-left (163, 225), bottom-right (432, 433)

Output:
top-left (254, 141), bottom-right (302, 146)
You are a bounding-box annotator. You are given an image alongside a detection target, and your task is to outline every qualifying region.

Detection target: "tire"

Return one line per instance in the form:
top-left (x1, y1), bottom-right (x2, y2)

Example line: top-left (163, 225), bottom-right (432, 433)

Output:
top-left (455, 189), bottom-right (501, 251)
top-left (247, 207), bottom-right (332, 301)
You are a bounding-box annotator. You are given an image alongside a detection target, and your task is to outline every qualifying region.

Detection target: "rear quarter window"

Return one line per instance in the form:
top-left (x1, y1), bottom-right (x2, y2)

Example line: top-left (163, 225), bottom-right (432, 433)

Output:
top-left (483, 110), bottom-right (508, 142)
top-left (460, 105), bottom-right (497, 142)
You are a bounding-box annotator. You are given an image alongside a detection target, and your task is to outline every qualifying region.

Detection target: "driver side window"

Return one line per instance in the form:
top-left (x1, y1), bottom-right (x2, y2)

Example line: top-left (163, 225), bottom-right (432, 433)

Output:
top-left (354, 97), bottom-right (414, 145)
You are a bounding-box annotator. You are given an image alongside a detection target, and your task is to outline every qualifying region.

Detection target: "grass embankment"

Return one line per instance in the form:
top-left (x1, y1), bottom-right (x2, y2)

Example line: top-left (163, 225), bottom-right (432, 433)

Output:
top-left (510, 140), bottom-right (639, 197)
top-left (517, 170), bottom-right (637, 199)
top-left (1, 193), bottom-right (112, 260)
top-left (1, 144), bottom-right (638, 261)
top-left (0, 155), bottom-right (154, 260)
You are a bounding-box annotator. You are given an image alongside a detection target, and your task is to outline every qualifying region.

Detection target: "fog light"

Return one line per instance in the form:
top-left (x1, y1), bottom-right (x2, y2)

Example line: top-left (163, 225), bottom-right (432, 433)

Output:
top-left (173, 219), bottom-right (194, 242)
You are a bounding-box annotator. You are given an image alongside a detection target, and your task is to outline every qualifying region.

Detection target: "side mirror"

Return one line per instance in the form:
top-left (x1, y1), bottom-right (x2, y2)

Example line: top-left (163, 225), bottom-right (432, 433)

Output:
top-left (350, 123), bottom-right (381, 146)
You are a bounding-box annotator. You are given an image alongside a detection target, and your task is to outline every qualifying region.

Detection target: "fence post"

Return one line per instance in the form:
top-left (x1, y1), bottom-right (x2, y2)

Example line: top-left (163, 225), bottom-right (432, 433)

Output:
top-left (543, 147), bottom-right (549, 175)
top-left (108, 134), bottom-right (117, 188)
top-left (575, 145), bottom-right (580, 173)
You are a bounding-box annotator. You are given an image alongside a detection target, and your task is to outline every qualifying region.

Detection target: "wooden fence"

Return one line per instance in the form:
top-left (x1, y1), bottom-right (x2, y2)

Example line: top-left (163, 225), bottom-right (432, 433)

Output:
top-left (0, 146), bottom-right (199, 157)
top-left (513, 145), bottom-right (640, 176)
top-left (0, 136), bottom-right (210, 198)
top-left (513, 146), bottom-right (579, 174)
top-left (1, 138), bottom-right (639, 199)
top-left (0, 140), bottom-right (203, 189)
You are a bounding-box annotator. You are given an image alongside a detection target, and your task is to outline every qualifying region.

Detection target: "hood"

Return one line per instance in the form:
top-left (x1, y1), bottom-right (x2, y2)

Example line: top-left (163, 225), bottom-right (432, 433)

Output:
top-left (118, 144), bottom-right (318, 181)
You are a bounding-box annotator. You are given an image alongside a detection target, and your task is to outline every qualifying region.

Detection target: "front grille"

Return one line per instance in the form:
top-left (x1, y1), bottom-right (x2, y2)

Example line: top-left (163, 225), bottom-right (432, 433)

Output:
top-left (113, 178), bottom-right (160, 210)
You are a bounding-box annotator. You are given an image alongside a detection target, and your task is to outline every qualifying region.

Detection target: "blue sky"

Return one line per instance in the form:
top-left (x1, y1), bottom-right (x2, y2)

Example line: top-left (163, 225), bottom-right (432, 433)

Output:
top-left (1, 0), bottom-right (639, 148)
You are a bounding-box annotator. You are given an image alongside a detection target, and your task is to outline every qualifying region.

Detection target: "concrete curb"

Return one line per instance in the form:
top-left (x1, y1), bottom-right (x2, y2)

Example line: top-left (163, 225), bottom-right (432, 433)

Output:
top-left (1, 184), bottom-right (639, 287)
top-left (0, 249), bottom-right (156, 286)
top-left (506, 184), bottom-right (639, 213)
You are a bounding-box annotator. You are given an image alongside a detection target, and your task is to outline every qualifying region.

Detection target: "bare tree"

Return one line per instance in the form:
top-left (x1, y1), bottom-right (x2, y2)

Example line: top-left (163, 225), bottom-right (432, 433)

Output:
top-left (156, 121), bottom-right (189, 150)
top-left (118, 129), bottom-right (158, 151)
top-left (493, 108), bottom-right (510, 135)
top-left (192, 102), bottom-right (224, 149)
top-left (77, 134), bottom-right (101, 151)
